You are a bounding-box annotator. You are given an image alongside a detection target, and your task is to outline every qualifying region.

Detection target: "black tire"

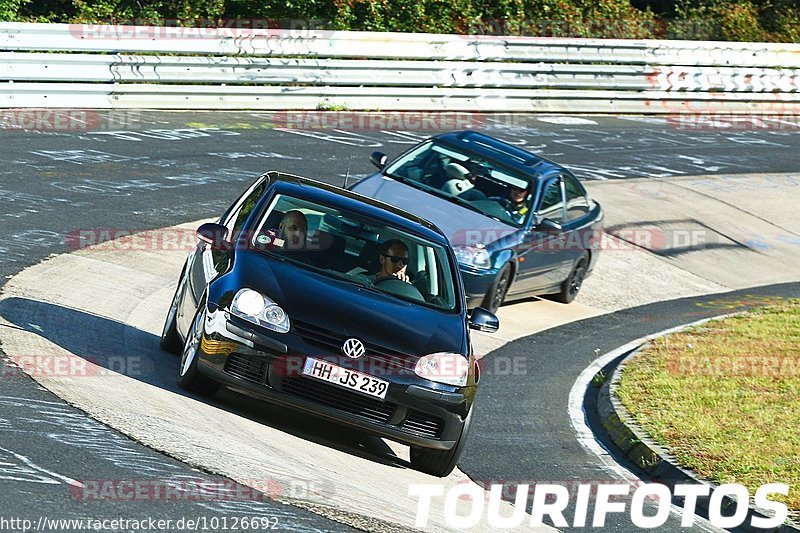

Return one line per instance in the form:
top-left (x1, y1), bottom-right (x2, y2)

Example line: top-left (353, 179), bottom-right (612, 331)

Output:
top-left (555, 254), bottom-right (588, 304)
top-left (159, 269), bottom-right (185, 354)
top-left (177, 304), bottom-right (220, 397)
top-left (481, 264), bottom-right (511, 314)
top-left (410, 409), bottom-right (473, 477)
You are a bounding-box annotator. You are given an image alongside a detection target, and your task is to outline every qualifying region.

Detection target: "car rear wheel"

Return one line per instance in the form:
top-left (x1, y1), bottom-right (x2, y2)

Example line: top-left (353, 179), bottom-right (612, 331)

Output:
top-left (409, 409), bottom-right (473, 477)
top-left (481, 264), bottom-right (511, 314)
top-left (159, 267), bottom-right (185, 354)
top-left (177, 304), bottom-right (220, 397)
top-left (555, 254), bottom-right (588, 304)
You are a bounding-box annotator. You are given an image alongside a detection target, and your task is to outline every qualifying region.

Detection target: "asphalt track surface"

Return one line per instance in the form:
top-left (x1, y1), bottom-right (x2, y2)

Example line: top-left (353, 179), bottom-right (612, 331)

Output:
top-left (1, 112), bottom-right (799, 530)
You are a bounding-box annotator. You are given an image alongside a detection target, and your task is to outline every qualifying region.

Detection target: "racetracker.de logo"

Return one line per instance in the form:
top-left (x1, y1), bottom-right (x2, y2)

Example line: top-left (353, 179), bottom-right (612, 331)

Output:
top-left (68, 19), bottom-right (331, 40)
top-left (66, 228), bottom-right (201, 253)
top-left (1, 110), bottom-right (100, 132)
top-left (668, 114), bottom-right (800, 131)
top-left (1, 109), bottom-right (142, 132)
top-left (451, 228), bottom-right (699, 252)
top-left (272, 111), bottom-right (486, 131)
top-left (69, 477), bottom-right (334, 501)
top-left (2, 352), bottom-right (146, 379)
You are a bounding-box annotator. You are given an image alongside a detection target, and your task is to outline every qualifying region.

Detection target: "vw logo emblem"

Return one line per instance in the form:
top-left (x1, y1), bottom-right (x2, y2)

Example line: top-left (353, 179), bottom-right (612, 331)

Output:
top-left (342, 338), bottom-right (365, 359)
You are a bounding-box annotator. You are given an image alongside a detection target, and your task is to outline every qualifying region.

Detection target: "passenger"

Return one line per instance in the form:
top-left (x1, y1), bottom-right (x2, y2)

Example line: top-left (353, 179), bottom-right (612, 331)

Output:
top-left (278, 210), bottom-right (308, 249)
top-left (374, 239), bottom-right (411, 283)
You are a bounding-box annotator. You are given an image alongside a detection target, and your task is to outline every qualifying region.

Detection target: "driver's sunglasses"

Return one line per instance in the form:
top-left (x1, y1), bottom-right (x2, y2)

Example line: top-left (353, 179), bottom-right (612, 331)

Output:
top-left (383, 254), bottom-right (409, 265)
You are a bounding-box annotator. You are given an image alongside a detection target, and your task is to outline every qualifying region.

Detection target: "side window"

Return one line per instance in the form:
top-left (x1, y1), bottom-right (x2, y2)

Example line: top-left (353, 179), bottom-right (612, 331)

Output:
top-left (537, 179), bottom-right (565, 223)
top-left (563, 174), bottom-right (590, 222)
top-left (224, 177), bottom-right (268, 242)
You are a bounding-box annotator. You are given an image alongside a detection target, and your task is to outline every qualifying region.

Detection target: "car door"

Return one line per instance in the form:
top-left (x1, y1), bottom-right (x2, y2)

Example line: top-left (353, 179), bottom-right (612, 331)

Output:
top-left (509, 175), bottom-right (573, 294)
top-left (559, 172), bottom-right (594, 270)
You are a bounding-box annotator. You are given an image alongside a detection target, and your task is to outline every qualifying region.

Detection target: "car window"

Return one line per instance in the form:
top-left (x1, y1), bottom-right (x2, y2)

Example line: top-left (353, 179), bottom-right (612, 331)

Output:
top-left (537, 179), bottom-right (565, 223)
top-left (223, 176), bottom-right (268, 242)
top-left (251, 193), bottom-right (458, 312)
top-left (384, 140), bottom-right (533, 227)
top-left (563, 174), bottom-right (590, 222)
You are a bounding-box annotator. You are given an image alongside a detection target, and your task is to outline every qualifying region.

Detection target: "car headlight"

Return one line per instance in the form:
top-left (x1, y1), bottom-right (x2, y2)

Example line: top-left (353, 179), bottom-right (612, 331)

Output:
top-left (230, 288), bottom-right (290, 333)
top-left (414, 352), bottom-right (469, 387)
top-left (453, 245), bottom-right (491, 270)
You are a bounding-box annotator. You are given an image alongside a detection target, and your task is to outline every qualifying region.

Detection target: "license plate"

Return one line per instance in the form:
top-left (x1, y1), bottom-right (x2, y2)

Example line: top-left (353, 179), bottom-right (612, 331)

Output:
top-left (302, 357), bottom-right (389, 400)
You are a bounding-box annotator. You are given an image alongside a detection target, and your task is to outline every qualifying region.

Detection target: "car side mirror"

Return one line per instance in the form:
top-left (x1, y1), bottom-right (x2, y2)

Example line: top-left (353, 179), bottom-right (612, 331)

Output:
top-left (370, 151), bottom-right (388, 169)
top-left (536, 218), bottom-right (562, 232)
top-left (196, 222), bottom-right (229, 250)
top-left (468, 307), bottom-right (499, 333)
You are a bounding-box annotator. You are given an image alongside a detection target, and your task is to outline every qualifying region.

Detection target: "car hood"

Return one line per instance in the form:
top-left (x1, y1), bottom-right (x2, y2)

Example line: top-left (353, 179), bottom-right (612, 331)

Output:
top-left (228, 251), bottom-right (466, 357)
top-left (352, 174), bottom-right (517, 246)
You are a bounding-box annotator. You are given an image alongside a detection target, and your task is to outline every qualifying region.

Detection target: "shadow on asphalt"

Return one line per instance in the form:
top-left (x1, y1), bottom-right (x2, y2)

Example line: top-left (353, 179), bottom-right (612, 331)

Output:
top-left (0, 296), bottom-right (408, 472)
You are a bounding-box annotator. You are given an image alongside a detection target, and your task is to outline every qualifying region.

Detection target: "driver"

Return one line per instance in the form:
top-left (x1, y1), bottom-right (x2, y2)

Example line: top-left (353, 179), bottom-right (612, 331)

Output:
top-left (374, 239), bottom-right (410, 283)
top-left (492, 183), bottom-right (532, 224)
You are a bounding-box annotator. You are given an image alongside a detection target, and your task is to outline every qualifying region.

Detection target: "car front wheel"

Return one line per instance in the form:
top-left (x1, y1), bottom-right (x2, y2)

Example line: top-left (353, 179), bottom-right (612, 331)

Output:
top-left (177, 304), bottom-right (220, 397)
top-left (409, 409), bottom-right (473, 477)
top-left (481, 264), bottom-right (511, 314)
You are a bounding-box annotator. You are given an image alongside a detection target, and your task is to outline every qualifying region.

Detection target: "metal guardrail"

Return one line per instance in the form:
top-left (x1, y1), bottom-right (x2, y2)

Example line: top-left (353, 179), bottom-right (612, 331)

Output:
top-left (1, 22), bottom-right (800, 111)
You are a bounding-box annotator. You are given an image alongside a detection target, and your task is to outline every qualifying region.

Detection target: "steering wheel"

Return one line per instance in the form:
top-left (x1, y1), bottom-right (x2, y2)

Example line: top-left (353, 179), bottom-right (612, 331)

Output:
top-left (373, 276), bottom-right (426, 302)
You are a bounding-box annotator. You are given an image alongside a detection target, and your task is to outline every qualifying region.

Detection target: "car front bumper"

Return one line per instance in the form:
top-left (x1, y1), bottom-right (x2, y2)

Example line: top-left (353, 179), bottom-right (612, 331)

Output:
top-left (196, 312), bottom-right (474, 451)
top-left (460, 265), bottom-right (500, 309)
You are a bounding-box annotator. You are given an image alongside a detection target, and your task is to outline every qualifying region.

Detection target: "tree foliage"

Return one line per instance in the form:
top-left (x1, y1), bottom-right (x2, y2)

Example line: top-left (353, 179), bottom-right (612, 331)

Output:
top-left (9, 0), bottom-right (800, 42)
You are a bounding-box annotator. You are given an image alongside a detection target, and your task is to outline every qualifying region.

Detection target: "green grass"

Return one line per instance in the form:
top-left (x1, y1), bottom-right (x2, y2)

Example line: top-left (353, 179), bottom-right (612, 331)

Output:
top-left (617, 300), bottom-right (800, 515)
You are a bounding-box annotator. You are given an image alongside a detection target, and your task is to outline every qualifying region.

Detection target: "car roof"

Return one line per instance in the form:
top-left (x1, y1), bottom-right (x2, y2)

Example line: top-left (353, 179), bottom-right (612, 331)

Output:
top-left (263, 172), bottom-right (450, 245)
top-left (432, 131), bottom-right (566, 181)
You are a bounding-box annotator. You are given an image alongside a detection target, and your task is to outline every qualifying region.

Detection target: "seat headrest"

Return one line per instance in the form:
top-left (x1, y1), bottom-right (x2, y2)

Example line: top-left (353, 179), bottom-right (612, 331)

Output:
top-left (445, 162), bottom-right (470, 181)
top-left (311, 230), bottom-right (345, 254)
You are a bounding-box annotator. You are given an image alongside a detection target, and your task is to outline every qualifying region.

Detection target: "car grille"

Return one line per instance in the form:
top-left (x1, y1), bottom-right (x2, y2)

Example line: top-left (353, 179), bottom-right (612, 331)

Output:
top-left (402, 411), bottom-right (444, 439)
top-left (291, 320), bottom-right (418, 371)
top-left (224, 353), bottom-right (268, 384)
top-left (281, 377), bottom-right (395, 424)
top-left (223, 354), bottom-right (445, 441)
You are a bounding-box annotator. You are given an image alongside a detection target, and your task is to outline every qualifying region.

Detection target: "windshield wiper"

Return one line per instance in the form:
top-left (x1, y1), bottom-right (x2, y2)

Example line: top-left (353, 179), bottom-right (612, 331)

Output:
top-left (383, 171), bottom-right (413, 186)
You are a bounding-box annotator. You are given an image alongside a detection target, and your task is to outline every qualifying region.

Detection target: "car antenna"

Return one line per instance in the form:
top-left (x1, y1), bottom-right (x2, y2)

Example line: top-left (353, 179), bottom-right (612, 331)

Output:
top-left (343, 153), bottom-right (353, 189)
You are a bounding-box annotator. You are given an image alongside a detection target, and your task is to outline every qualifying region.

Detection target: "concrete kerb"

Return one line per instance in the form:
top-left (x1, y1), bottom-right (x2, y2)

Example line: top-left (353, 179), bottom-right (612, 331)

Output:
top-left (594, 317), bottom-right (800, 533)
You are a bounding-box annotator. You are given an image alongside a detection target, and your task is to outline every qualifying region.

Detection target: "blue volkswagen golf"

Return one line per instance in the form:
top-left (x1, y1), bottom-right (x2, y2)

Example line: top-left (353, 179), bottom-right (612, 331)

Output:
top-left (351, 131), bottom-right (604, 312)
top-left (160, 172), bottom-right (498, 477)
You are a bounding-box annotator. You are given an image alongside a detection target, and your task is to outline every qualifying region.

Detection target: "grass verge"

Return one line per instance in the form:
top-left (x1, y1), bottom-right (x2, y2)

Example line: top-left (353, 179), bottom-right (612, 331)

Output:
top-left (616, 299), bottom-right (800, 515)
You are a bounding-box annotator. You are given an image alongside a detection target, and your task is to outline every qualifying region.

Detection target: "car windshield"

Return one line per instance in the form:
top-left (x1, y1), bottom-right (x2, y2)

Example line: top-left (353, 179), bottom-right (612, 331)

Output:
top-left (384, 140), bottom-right (535, 226)
top-left (251, 193), bottom-right (459, 312)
